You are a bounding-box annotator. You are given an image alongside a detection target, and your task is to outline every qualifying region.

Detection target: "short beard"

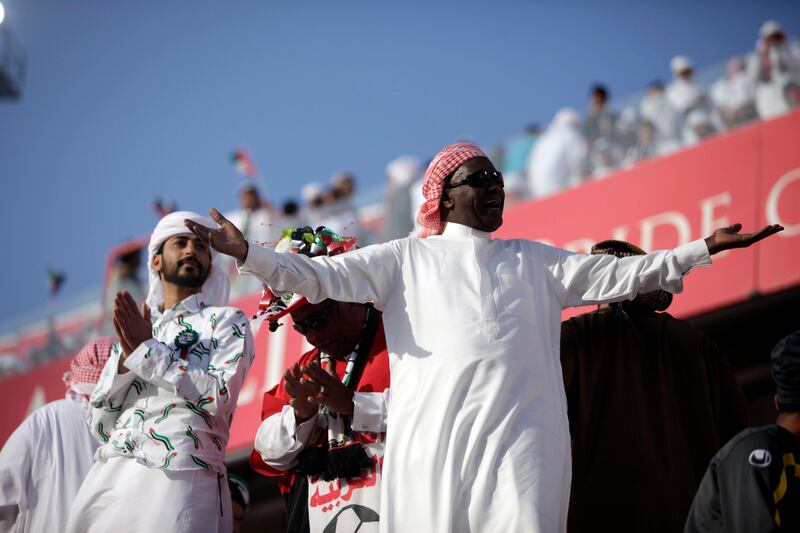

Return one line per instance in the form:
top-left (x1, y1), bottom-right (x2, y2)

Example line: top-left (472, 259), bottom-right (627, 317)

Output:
top-left (161, 260), bottom-right (208, 289)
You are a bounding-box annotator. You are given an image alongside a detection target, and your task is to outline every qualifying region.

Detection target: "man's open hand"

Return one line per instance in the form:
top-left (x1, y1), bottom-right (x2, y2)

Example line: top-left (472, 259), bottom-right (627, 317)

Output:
top-left (112, 292), bottom-right (152, 374)
top-left (284, 363), bottom-right (321, 422)
top-left (304, 361), bottom-right (355, 417)
top-left (704, 223), bottom-right (784, 255)
top-left (184, 208), bottom-right (249, 263)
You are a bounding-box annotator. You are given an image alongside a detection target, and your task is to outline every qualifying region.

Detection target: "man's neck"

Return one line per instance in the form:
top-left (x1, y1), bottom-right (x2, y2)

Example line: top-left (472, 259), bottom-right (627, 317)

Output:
top-left (776, 412), bottom-right (800, 443)
top-left (162, 284), bottom-right (202, 311)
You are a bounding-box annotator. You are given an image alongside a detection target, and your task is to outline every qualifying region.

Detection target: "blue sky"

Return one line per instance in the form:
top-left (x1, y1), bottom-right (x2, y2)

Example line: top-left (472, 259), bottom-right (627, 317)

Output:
top-left (1, 0), bottom-right (798, 323)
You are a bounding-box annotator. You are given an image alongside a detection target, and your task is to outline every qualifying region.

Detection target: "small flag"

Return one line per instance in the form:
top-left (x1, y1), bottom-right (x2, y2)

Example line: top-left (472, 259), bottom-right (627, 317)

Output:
top-left (231, 149), bottom-right (257, 177)
top-left (47, 268), bottom-right (66, 297)
top-left (153, 198), bottom-right (177, 218)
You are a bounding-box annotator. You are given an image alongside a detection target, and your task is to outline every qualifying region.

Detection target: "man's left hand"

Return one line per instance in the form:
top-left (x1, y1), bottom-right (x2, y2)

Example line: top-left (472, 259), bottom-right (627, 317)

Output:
top-left (705, 223), bottom-right (783, 255)
top-left (114, 291), bottom-right (153, 358)
top-left (304, 362), bottom-right (354, 416)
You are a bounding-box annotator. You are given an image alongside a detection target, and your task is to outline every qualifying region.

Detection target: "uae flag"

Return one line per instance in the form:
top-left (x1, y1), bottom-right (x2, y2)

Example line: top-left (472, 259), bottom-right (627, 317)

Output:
top-left (231, 149), bottom-right (258, 177)
top-left (47, 268), bottom-right (66, 297)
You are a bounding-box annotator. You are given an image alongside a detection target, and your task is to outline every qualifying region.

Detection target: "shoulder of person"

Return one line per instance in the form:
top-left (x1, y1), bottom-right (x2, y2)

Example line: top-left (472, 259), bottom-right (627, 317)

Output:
top-left (714, 425), bottom-right (788, 470)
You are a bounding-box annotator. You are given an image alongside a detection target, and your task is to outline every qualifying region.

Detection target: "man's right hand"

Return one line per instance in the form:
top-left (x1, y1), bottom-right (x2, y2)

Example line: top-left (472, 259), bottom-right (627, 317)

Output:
top-left (184, 208), bottom-right (249, 263)
top-left (284, 363), bottom-right (321, 422)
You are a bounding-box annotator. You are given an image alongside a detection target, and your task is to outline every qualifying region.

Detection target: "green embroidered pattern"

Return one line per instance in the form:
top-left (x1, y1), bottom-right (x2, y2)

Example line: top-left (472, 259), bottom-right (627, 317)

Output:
top-left (131, 379), bottom-right (145, 395)
top-left (148, 428), bottom-right (174, 451)
top-left (190, 455), bottom-right (212, 471)
top-left (186, 426), bottom-right (202, 450)
top-left (185, 400), bottom-right (212, 428)
top-left (96, 422), bottom-right (110, 442)
top-left (225, 352), bottom-right (244, 365)
top-left (155, 403), bottom-right (176, 424)
top-left (231, 323), bottom-right (246, 339)
top-left (160, 451), bottom-right (177, 469)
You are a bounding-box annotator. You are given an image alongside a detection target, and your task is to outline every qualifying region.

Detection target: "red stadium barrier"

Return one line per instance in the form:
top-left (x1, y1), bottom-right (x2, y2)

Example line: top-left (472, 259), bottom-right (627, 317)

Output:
top-left (497, 110), bottom-right (800, 319)
top-left (1, 111), bottom-right (798, 452)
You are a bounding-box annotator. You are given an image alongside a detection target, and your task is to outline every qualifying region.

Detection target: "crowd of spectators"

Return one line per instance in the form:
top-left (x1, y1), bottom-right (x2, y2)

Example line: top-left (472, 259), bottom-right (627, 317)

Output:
top-left (1, 20), bottom-right (798, 374)
top-left (261, 20), bottom-right (800, 250)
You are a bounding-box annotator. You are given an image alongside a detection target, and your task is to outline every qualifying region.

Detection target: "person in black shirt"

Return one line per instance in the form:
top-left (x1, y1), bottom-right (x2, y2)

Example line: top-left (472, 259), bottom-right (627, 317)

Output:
top-left (685, 330), bottom-right (800, 532)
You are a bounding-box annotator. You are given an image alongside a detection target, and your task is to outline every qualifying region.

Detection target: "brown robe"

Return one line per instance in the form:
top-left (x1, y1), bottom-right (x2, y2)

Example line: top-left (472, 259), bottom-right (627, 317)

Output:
top-left (561, 306), bottom-right (749, 533)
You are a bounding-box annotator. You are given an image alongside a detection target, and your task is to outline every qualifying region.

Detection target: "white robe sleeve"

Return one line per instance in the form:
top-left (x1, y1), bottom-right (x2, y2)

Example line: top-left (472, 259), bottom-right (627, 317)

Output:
top-left (0, 410), bottom-right (39, 531)
top-left (123, 308), bottom-right (254, 417)
top-left (254, 406), bottom-right (320, 471)
top-left (544, 239), bottom-right (711, 309)
top-left (89, 343), bottom-right (136, 443)
top-left (238, 241), bottom-right (402, 311)
top-left (352, 390), bottom-right (389, 433)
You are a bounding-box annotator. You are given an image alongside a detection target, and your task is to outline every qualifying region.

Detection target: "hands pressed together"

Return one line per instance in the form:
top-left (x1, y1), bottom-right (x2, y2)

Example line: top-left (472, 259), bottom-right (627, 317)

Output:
top-left (283, 361), bottom-right (354, 423)
top-left (112, 291), bottom-right (153, 374)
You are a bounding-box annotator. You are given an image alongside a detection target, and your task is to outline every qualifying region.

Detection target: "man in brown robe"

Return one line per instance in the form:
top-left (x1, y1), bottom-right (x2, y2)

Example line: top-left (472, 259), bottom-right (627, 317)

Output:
top-left (561, 240), bottom-right (749, 533)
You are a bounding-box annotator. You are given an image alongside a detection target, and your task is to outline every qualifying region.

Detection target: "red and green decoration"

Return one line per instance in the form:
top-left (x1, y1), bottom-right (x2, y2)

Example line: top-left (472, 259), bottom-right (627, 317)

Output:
top-left (255, 226), bottom-right (357, 332)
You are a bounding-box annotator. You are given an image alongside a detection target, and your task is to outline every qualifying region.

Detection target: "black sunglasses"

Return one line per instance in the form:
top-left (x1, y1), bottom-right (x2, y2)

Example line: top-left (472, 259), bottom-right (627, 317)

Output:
top-left (446, 169), bottom-right (504, 189)
top-left (292, 301), bottom-right (335, 333)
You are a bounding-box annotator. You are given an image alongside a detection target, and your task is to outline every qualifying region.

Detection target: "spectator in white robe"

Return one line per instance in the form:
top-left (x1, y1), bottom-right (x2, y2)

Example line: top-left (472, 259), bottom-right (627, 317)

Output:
top-left (277, 199), bottom-right (304, 231)
top-left (583, 84), bottom-right (618, 149)
top-left (225, 182), bottom-right (280, 298)
top-left (589, 137), bottom-right (623, 179)
top-left (666, 56), bottom-right (708, 116)
top-left (615, 107), bottom-right (640, 154)
top-left (0, 337), bottom-right (113, 533)
top-left (66, 211), bottom-right (254, 533)
top-left (526, 108), bottom-right (589, 199)
top-left (711, 56), bottom-right (758, 129)
top-left (683, 109), bottom-right (719, 147)
top-left (226, 182), bottom-right (280, 245)
top-left (301, 182), bottom-right (327, 231)
top-left (383, 156), bottom-right (420, 241)
top-left (187, 142), bottom-right (783, 533)
top-left (318, 173), bottom-right (363, 239)
top-left (622, 120), bottom-right (680, 168)
top-left (640, 80), bottom-right (684, 149)
top-left (746, 20), bottom-right (800, 120)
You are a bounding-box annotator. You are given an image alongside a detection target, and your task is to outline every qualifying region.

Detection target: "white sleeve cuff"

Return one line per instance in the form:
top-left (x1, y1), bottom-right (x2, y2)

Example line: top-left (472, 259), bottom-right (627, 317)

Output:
top-left (352, 392), bottom-right (387, 433)
top-left (674, 239), bottom-right (712, 275)
top-left (122, 339), bottom-right (156, 375)
top-left (237, 241), bottom-right (278, 280)
top-left (283, 407), bottom-right (319, 444)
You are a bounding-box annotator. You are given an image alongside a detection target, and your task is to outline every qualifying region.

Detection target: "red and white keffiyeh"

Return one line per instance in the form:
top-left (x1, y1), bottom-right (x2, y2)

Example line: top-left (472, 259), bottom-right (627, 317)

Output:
top-left (64, 336), bottom-right (116, 398)
top-left (415, 143), bottom-right (487, 238)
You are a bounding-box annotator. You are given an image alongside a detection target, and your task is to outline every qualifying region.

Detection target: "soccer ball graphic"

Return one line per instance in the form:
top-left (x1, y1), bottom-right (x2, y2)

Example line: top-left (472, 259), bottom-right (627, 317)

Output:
top-left (322, 504), bottom-right (379, 533)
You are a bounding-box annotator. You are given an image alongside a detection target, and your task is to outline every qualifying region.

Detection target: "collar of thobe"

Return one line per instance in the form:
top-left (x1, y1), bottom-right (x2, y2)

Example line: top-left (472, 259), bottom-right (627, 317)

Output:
top-left (438, 222), bottom-right (493, 241)
top-left (154, 291), bottom-right (207, 320)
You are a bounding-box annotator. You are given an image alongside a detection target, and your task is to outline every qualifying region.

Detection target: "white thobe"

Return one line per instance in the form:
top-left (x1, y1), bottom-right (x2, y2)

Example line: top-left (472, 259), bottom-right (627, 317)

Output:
top-left (0, 397), bottom-right (98, 533)
top-left (526, 125), bottom-right (587, 198)
top-left (746, 45), bottom-right (800, 120)
top-left (665, 78), bottom-right (706, 115)
top-left (239, 222), bottom-right (711, 533)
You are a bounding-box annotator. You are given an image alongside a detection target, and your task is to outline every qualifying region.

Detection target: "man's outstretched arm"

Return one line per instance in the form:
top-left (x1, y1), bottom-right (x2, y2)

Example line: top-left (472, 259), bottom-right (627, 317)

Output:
top-left (548, 223), bottom-right (783, 308)
top-left (185, 208), bottom-right (402, 309)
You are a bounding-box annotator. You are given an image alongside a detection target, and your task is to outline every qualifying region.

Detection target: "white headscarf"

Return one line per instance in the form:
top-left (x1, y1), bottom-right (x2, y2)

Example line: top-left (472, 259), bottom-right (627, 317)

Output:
top-left (146, 211), bottom-right (230, 311)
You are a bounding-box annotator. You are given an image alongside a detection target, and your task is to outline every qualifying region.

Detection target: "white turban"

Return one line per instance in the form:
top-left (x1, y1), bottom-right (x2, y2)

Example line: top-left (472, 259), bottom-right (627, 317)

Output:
top-left (146, 211), bottom-right (230, 311)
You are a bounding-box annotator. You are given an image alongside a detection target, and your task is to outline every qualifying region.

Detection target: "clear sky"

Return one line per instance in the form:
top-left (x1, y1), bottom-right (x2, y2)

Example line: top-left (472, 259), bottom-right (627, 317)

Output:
top-left (1, 0), bottom-right (798, 323)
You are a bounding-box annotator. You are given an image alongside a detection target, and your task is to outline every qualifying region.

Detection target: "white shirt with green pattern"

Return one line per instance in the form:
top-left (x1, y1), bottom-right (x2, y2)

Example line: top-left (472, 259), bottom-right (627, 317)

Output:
top-left (89, 292), bottom-right (254, 474)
